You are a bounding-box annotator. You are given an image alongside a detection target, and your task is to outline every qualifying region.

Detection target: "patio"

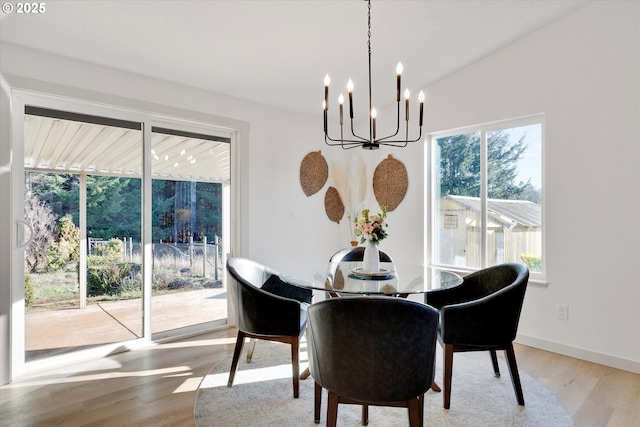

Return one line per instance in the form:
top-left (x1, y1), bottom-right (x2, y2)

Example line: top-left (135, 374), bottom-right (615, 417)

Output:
top-left (25, 287), bottom-right (228, 360)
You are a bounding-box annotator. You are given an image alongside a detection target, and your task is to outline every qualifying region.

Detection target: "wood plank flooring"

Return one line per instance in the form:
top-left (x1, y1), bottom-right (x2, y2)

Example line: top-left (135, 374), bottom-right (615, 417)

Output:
top-left (1, 328), bottom-right (638, 427)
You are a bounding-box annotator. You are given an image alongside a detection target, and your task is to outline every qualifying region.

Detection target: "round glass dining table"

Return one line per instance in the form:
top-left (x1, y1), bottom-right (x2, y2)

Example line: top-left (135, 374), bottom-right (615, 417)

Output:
top-left (281, 261), bottom-right (462, 297)
top-left (281, 260), bottom-right (462, 390)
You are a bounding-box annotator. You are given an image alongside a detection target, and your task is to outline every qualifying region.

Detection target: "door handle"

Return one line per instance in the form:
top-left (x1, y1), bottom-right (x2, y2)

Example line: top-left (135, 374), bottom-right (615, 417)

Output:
top-left (17, 219), bottom-right (34, 249)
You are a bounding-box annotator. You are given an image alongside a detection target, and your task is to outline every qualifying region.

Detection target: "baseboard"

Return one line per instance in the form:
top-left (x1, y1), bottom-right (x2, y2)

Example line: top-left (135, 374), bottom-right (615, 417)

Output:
top-left (515, 334), bottom-right (640, 374)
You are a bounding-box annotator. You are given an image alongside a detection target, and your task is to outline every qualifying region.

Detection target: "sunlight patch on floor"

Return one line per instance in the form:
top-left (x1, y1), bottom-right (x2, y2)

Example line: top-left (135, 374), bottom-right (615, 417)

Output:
top-left (173, 376), bottom-right (204, 393)
top-left (200, 363), bottom-right (297, 389)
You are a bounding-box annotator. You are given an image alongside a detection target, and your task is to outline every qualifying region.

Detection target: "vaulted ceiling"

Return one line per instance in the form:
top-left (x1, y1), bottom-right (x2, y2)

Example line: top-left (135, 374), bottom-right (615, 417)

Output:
top-left (4, 1), bottom-right (586, 181)
top-left (1, 1), bottom-right (587, 116)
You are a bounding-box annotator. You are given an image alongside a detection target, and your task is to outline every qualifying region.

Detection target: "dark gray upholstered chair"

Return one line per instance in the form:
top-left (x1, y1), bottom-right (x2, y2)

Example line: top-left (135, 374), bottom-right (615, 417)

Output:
top-left (426, 263), bottom-right (529, 409)
top-left (307, 296), bottom-right (439, 427)
top-left (226, 257), bottom-right (312, 398)
top-left (329, 246), bottom-right (393, 263)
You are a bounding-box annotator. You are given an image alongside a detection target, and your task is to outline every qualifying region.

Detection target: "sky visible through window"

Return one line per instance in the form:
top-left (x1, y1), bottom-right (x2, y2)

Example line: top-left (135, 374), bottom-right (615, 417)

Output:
top-left (508, 124), bottom-right (542, 189)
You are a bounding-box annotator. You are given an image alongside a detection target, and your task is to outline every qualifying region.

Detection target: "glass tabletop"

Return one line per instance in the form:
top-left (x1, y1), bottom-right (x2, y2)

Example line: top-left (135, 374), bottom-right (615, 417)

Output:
top-left (281, 261), bottom-right (462, 296)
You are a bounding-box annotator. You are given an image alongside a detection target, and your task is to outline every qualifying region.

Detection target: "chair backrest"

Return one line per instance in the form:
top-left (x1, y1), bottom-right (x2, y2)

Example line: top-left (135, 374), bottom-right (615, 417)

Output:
top-left (463, 262), bottom-right (529, 301)
top-left (227, 256), bottom-right (277, 289)
top-left (431, 263), bottom-right (529, 345)
top-left (329, 246), bottom-right (393, 263)
top-left (227, 257), bottom-right (303, 337)
top-left (307, 296), bottom-right (439, 403)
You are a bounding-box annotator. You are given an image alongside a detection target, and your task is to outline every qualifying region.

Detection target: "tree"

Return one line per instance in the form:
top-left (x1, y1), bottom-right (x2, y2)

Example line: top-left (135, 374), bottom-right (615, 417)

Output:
top-left (26, 172), bottom-right (78, 221)
top-left (438, 133), bottom-right (481, 197)
top-left (437, 130), bottom-right (536, 202)
top-left (87, 176), bottom-right (141, 240)
top-left (24, 193), bottom-right (57, 272)
top-left (196, 182), bottom-right (223, 240)
top-left (25, 172), bottom-right (222, 244)
top-left (487, 130), bottom-right (529, 199)
top-left (150, 179), bottom-right (222, 243)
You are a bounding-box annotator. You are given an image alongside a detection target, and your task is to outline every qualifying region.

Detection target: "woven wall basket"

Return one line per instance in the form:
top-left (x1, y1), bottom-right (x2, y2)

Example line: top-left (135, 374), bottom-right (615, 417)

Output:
top-left (299, 151), bottom-right (328, 197)
top-left (324, 186), bottom-right (344, 224)
top-left (373, 154), bottom-right (408, 212)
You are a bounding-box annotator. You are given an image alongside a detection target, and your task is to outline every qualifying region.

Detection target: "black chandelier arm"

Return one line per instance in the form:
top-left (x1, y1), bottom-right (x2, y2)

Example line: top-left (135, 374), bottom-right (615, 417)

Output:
top-left (324, 126), bottom-right (423, 149)
top-left (324, 133), bottom-right (374, 149)
top-left (324, 113), bottom-right (370, 146)
top-left (324, 123), bottom-right (370, 145)
top-left (374, 126), bottom-right (423, 147)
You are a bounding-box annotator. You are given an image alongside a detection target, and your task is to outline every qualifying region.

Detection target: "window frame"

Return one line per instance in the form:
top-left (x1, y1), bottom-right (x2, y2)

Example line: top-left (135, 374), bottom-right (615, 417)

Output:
top-left (426, 114), bottom-right (546, 285)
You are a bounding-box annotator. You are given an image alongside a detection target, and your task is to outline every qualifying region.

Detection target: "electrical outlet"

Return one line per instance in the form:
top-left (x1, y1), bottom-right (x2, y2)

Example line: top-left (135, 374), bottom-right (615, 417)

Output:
top-left (556, 304), bottom-right (569, 321)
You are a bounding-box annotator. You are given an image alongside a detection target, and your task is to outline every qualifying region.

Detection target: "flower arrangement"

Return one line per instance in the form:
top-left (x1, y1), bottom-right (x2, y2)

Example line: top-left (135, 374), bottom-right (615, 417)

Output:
top-left (353, 205), bottom-right (388, 245)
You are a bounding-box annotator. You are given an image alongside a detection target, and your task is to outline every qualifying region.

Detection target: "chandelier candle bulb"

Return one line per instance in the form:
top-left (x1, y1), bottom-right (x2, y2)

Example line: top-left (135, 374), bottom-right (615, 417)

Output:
top-left (339, 94), bottom-right (344, 125)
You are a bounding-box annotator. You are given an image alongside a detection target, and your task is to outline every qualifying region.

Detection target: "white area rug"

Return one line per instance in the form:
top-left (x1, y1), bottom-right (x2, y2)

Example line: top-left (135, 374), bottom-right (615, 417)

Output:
top-left (195, 341), bottom-right (574, 426)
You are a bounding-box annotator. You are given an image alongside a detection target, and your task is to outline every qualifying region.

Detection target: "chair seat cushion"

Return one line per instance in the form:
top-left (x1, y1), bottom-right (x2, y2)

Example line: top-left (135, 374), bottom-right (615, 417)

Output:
top-left (262, 274), bottom-right (313, 304)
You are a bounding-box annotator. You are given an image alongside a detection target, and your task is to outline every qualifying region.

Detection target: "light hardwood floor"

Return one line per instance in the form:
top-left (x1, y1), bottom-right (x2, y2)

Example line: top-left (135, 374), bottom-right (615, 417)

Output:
top-left (1, 328), bottom-right (638, 427)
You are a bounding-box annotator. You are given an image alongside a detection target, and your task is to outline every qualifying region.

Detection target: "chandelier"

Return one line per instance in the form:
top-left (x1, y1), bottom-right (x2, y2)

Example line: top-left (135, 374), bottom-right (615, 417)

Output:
top-left (323, 0), bottom-right (425, 150)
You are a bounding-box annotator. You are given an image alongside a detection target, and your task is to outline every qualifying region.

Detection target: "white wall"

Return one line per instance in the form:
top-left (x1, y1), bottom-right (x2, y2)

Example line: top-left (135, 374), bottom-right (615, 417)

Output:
top-left (0, 43), bottom-right (340, 384)
top-left (424, 1), bottom-right (639, 372)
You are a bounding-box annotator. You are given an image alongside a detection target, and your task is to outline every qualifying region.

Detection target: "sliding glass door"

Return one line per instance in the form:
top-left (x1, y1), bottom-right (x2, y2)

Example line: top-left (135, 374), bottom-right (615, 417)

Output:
top-left (11, 95), bottom-right (234, 376)
top-left (23, 107), bottom-right (144, 361)
top-left (150, 126), bottom-right (230, 336)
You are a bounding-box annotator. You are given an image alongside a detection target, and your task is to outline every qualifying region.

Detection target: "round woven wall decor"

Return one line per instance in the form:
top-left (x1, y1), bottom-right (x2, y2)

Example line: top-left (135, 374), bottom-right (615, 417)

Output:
top-left (300, 151), bottom-right (329, 197)
top-left (324, 186), bottom-right (344, 224)
top-left (372, 154), bottom-right (408, 212)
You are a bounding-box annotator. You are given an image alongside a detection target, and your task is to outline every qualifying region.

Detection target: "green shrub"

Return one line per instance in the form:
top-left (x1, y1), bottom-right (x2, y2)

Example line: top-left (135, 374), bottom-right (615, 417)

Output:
top-left (24, 273), bottom-right (35, 308)
top-left (46, 244), bottom-right (65, 271)
top-left (152, 267), bottom-right (174, 291)
top-left (47, 215), bottom-right (80, 271)
top-left (87, 262), bottom-right (141, 296)
top-left (520, 253), bottom-right (542, 272)
top-left (91, 238), bottom-right (123, 261)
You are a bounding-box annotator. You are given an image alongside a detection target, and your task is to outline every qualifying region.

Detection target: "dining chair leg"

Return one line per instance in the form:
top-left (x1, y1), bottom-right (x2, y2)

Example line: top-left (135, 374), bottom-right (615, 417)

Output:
top-left (443, 344), bottom-right (454, 409)
top-left (314, 382), bottom-right (322, 424)
top-left (291, 337), bottom-right (300, 398)
top-left (327, 391), bottom-right (339, 427)
top-left (227, 331), bottom-right (246, 387)
top-left (246, 338), bottom-right (257, 362)
top-left (490, 349), bottom-right (501, 377)
top-left (504, 343), bottom-right (525, 405)
top-left (407, 396), bottom-right (423, 427)
top-left (361, 404), bottom-right (369, 426)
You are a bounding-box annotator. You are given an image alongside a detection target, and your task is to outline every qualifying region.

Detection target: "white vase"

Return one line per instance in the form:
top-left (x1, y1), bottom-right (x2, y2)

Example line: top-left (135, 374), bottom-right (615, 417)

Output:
top-left (362, 239), bottom-right (380, 272)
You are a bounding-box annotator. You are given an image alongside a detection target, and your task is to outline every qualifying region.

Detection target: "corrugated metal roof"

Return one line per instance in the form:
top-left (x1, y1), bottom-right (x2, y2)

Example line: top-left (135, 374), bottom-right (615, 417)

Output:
top-left (445, 195), bottom-right (541, 227)
top-left (24, 114), bottom-right (230, 183)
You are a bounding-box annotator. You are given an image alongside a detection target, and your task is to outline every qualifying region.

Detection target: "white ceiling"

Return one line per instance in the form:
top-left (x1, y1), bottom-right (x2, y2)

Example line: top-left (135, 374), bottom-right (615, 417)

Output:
top-left (1, 0), bottom-right (587, 116)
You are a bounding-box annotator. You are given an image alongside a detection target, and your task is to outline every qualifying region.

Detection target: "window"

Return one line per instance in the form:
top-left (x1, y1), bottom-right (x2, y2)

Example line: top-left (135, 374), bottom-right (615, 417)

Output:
top-left (429, 116), bottom-right (543, 277)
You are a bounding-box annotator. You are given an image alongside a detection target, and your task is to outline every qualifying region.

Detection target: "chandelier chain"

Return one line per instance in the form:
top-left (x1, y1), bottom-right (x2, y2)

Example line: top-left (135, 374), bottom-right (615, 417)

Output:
top-left (367, 0), bottom-right (371, 56)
